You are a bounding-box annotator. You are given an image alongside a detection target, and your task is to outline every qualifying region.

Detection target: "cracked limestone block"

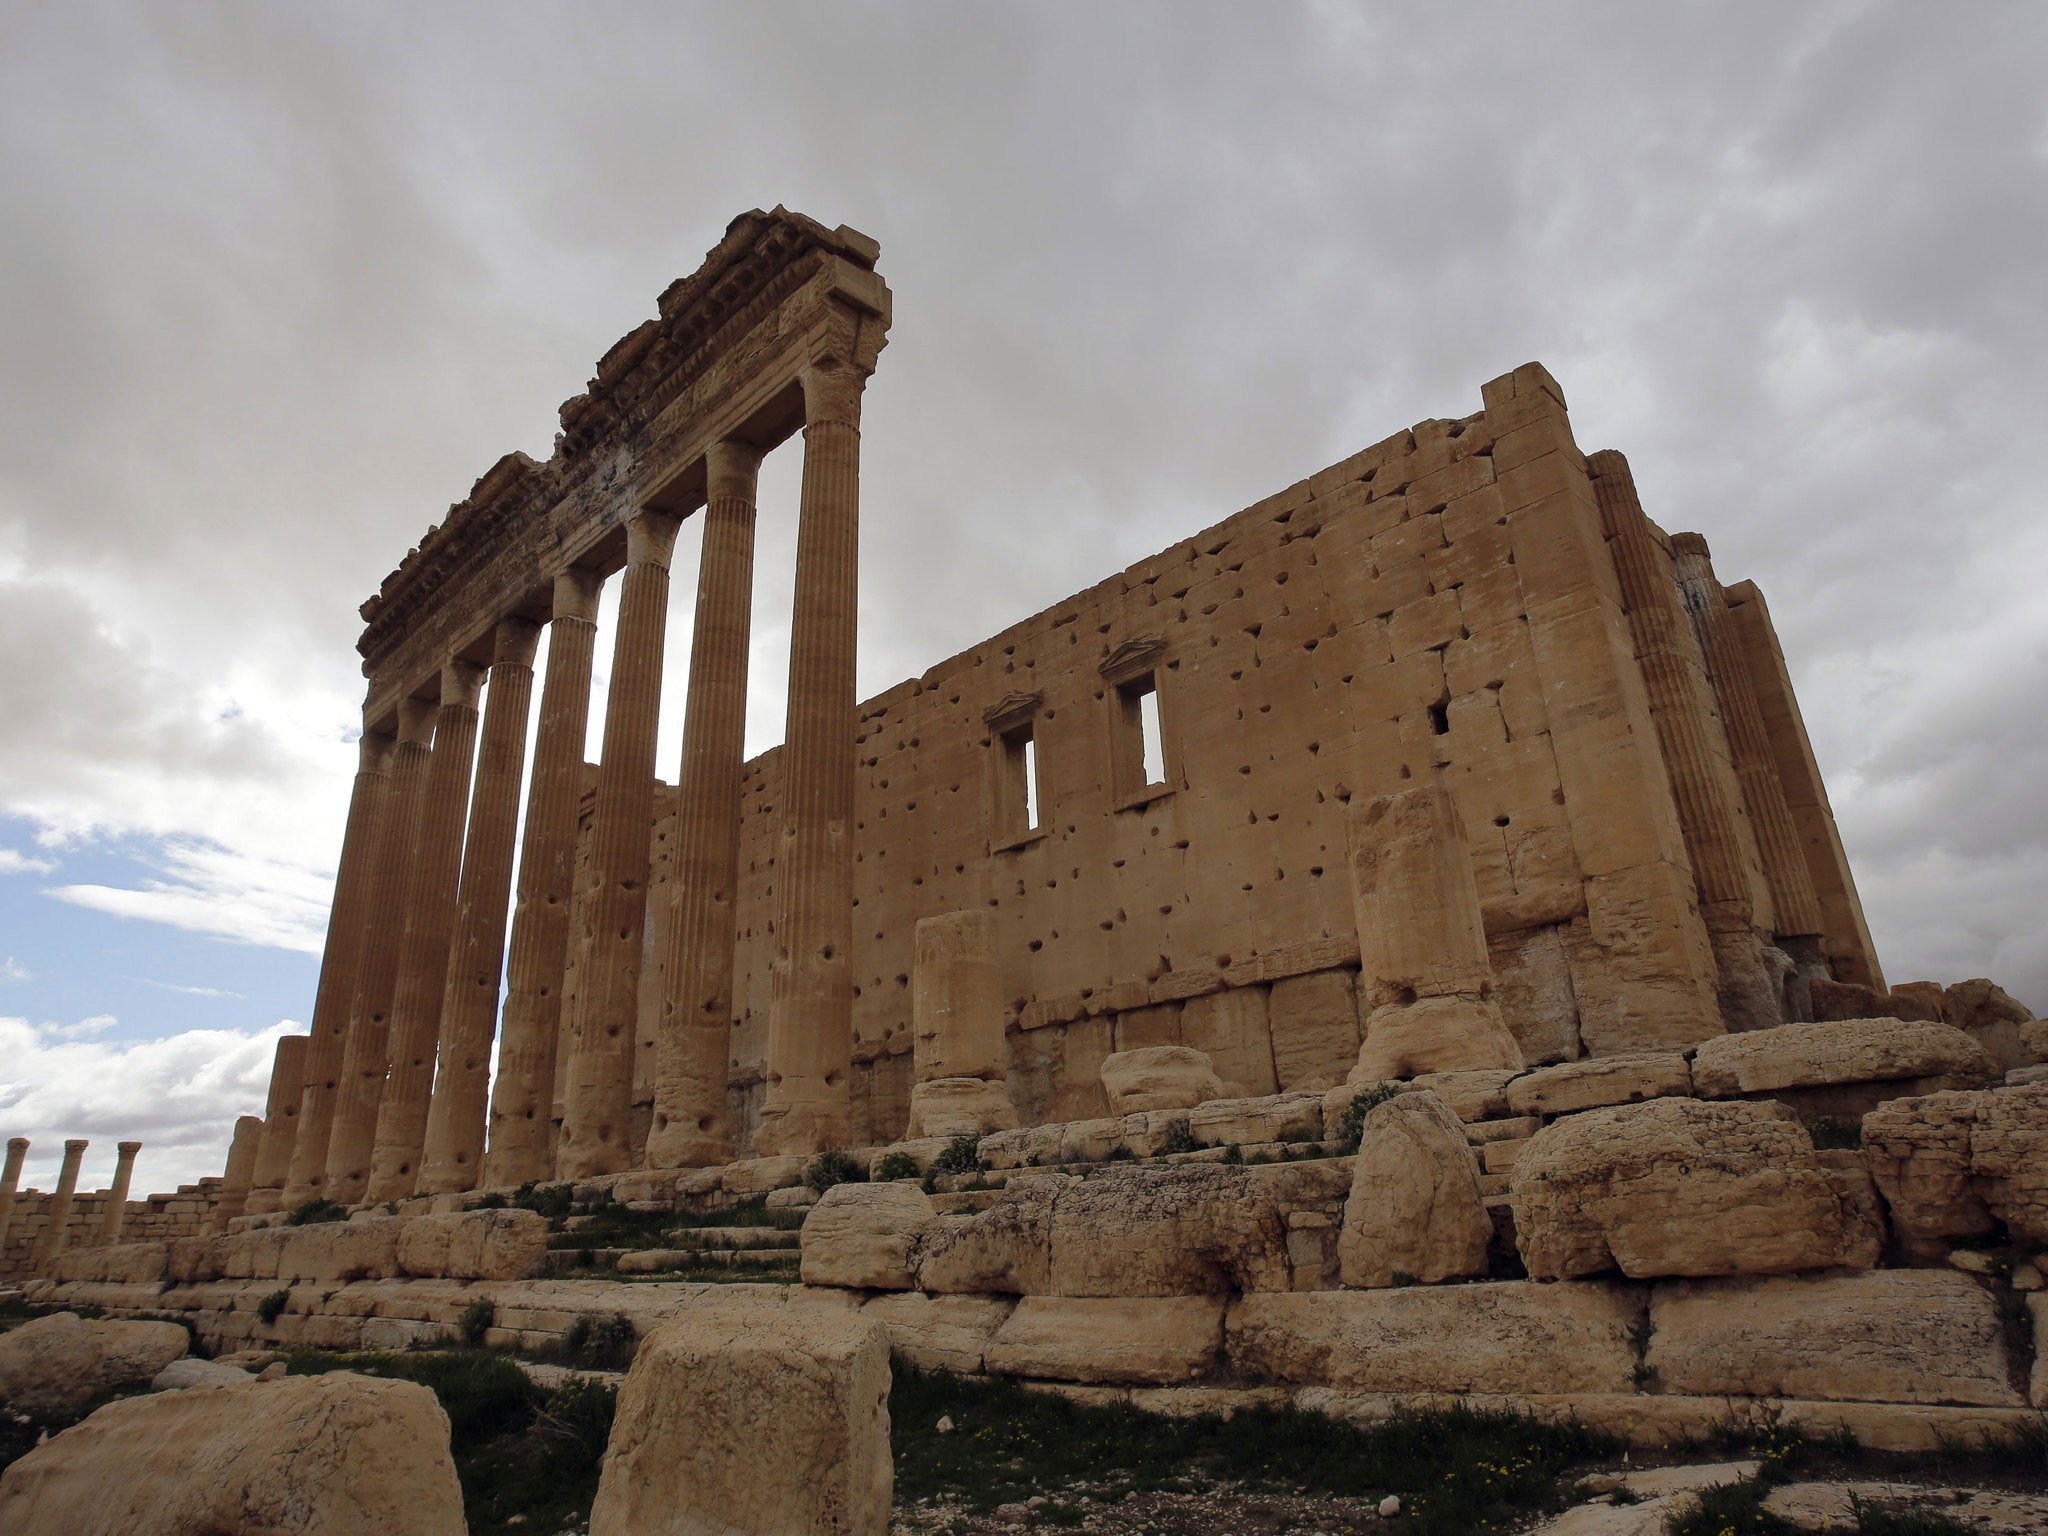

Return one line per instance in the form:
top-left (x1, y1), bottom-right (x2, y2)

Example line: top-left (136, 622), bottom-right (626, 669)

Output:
top-left (1226, 1281), bottom-right (1639, 1394)
top-left (1100, 1046), bottom-right (1227, 1114)
top-left (913, 1176), bottom-right (1064, 1295)
top-left (276, 1216), bottom-right (405, 1284)
top-left (977, 1123), bottom-right (1066, 1171)
top-left (984, 1295), bottom-right (1226, 1386)
top-left (1647, 1271), bottom-right (2023, 1407)
top-left (1267, 970), bottom-right (1361, 1092)
top-left (1863, 1082), bottom-right (2048, 1260)
top-left (857, 1293), bottom-right (1014, 1374)
top-left (1187, 1092), bottom-right (1326, 1147)
top-left (591, 1306), bottom-right (893, 1536)
top-left (1511, 1098), bottom-right (1881, 1280)
top-left (396, 1209), bottom-right (549, 1280)
top-left (904, 1076), bottom-right (1019, 1140)
top-left (1338, 1090), bottom-right (1490, 1288)
top-left (1047, 1164), bottom-right (1293, 1297)
top-left (0, 1312), bottom-right (106, 1415)
top-left (1691, 1018), bottom-right (1994, 1098)
top-left (800, 1182), bottom-right (937, 1290)
top-left (1504, 1053), bottom-right (1692, 1118)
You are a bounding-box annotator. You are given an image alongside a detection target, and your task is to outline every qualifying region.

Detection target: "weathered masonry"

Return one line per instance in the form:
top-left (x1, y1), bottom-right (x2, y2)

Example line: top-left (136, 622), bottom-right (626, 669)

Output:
top-left (218, 207), bottom-right (1894, 1201)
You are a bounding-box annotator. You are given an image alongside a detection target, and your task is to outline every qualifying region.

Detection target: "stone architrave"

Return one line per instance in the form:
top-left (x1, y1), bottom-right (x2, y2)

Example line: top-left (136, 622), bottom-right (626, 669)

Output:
top-left (244, 1036), bottom-right (304, 1216)
top-left (96, 1141), bottom-right (141, 1247)
top-left (28, 1139), bottom-right (87, 1273)
top-left (0, 1137), bottom-right (27, 1259)
top-left (209, 1118), bottom-right (262, 1234)
top-left (648, 441), bottom-right (764, 1169)
top-left (418, 617), bottom-right (543, 1195)
top-left (757, 361), bottom-right (869, 1158)
top-left (900, 910), bottom-right (1017, 1139)
top-left (1346, 784), bottom-right (1523, 1080)
top-left (325, 696), bottom-right (437, 1203)
top-left (367, 658), bottom-right (488, 1202)
top-left (483, 567), bottom-right (602, 1190)
top-left (558, 509), bottom-right (683, 1179)
top-left (280, 730), bottom-right (392, 1209)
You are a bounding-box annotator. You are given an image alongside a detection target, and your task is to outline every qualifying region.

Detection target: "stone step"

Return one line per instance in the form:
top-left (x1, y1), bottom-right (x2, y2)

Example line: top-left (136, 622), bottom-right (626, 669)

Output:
top-left (662, 1226), bottom-right (801, 1250)
top-left (1481, 1139), bottom-right (1529, 1175)
top-left (615, 1247), bottom-right (801, 1275)
top-left (1465, 1116), bottom-right (1541, 1146)
top-left (1478, 1172), bottom-right (1511, 1198)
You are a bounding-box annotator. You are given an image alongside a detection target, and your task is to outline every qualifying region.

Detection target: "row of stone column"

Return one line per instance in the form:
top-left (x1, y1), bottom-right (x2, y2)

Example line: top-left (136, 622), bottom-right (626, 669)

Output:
top-left (0, 1137), bottom-right (143, 1272)
top-left (241, 362), bottom-right (868, 1212)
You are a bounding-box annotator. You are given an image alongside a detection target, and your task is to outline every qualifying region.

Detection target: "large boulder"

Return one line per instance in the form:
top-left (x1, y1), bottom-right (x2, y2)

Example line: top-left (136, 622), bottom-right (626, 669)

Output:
top-left (590, 1305), bottom-right (892, 1536)
top-left (1338, 1090), bottom-right (1490, 1288)
top-left (90, 1321), bottom-right (190, 1390)
top-left (0, 1371), bottom-right (464, 1535)
top-left (1099, 1046), bottom-right (1227, 1114)
top-left (1511, 1098), bottom-right (1882, 1280)
top-left (984, 1296), bottom-right (1225, 1385)
top-left (0, 1312), bottom-right (105, 1415)
top-left (914, 1177), bottom-right (1061, 1295)
top-left (904, 1077), bottom-right (1019, 1139)
top-left (800, 1183), bottom-right (937, 1290)
top-left (396, 1208), bottom-right (548, 1280)
top-left (1045, 1164), bottom-right (1291, 1296)
top-left (1646, 1271), bottom-right (2022, 1407)
top-left (1226, 1282), bottom-right (1640, 1394)
top-left (1863, 1082), bottom-right (2048, 1261)
top-left (1691, 1018), bottom-right (1994, 1099)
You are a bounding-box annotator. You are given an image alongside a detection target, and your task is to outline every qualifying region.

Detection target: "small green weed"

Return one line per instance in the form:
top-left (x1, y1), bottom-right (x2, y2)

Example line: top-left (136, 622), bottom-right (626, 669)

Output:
top-left (872, 1151), bottom-right (919, 1182)
top-left (805, 1149), bottom-right (864, 1192)
top-left (1158, 1119), bottom-right (1201, 1156)
top-left (1806, 1116), bottom-right (1864, 1151)
top-left (933, 1135), bottom-right (983, 1176)
top-left (1340, 1083), bottom-right (1402, 1147)
top-left (459, 1298), bottom-right (496, 1347)
top-left (284, 1198), bottom-right (347, 1226)
top-left (256, 1288), bottom-right (291, 1324)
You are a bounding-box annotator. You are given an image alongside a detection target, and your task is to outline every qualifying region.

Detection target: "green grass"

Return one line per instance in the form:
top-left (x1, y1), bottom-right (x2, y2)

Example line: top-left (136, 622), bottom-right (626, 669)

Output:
top-left (283, 1198), bottom-right (347, 1226)
top-left (889, 1365), bottom-right (1613, 1534)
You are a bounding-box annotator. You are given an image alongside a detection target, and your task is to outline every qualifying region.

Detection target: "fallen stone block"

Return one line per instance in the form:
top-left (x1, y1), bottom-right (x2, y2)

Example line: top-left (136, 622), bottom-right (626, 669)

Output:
top-left (1504, 1053), bottom-right (1692, 1118)
top-left (1046, 1164), bottom-right (1291, 1296)
top-left (1227, 1282), bottom-right (1640, 1394)
top-left (1338, 1090), bottom-right (1489, 1288)
top-left (153, 1358), bottom-right (256, 1391)
top-left (1100, 1046), bottom-right (1226, 1114)
top-left (89, 1320), bottom-right (190, 1390)
top-left (0, 1371), bottom-right (464, 1535)
top-left (1647, 1270), bottom-right (2022, 1407)
top-left (0, 1311), bottom-right (105, 1415)
top-left (590, 1304), bottom-right (892, 1536)
top-left (985, 1295), bottom-right (1226, 1385)
top-left (1409, 1068), bottom-right (1519, 1122)
top-left (1691, 1018), bottom-right (1993, 1099)
top-left (1187, 1092), bottom-right (1324, 1147)
top-left (1864, 1082), bottom-right (2048, 1260)
top-left (800, 1182), bottom-right (936, 1290)
top-left (1512, 1098), bottom-right (1880, 1279)
top-left (914, 1176), bottom-right (1061, 1295)
top-left (976, 1123), bottom-right (1066, 1171)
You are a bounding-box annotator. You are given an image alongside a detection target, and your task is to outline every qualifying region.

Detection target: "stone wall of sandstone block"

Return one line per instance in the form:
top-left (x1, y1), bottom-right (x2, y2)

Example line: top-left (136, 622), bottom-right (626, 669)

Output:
top-left (0, 1187), bottom-right (222, 1279)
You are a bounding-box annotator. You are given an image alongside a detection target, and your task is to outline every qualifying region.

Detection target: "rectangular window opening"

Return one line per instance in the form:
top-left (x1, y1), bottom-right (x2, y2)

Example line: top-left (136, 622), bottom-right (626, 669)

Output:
top-left (1138, 686), bottom-right (1166, 786)
top-left (997, 720), bottom-right (1041, 839)
top-left (1112, 672), bottom-right (1170, 800)
top-left (1022, 734), bottom-right (1040, 829)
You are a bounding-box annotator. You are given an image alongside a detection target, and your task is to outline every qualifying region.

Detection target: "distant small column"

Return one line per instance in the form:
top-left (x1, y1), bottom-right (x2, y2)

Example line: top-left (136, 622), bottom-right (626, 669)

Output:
top-left (29, 1138), bottom-right (88, 1273)
top-left (281, 729), bottom-right (394, 1209)
top-left (0, 1137), bottom-right (27, 1261)
top-left (904, 911), bottom-right (1019, 1139)
top-left (1348, 784), bottom-right (1524, 1080)
top-left (757, 362), bottom-right (867, 1157)
top-left (649, 440), bottom-right (762, 1169)
top-left (245, 1035), bottom-right (307, 1216)
top-left (557, 509), bottom-right (682, 1179)
top-left (97, 1140), bottom-right (141, 1246)
top-left (210, 1118), bottom-right (263, 1234)
top-left (418, 617), bottom-right (543, 1195)
top-left (326, 695), bottom-right (439, 1203)
top-left (368, 658), bottom-right (488, 1201)
top-left (484, 568), bottom-right (603, 1189)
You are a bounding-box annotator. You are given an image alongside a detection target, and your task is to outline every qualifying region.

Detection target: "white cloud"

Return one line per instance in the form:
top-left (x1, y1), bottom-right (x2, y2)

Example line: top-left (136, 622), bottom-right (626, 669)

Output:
top-left (0, 1014), bottom-right (293, 1192)
top-left (44, 837), bottom-right (333, 954)
top-left (0, 956), bottom-right (28, 982)
top-left (139, 979), bottom-right (248, 1000)
top-left (0, 847), bottom-right (54, 875)
top-left (39, 1013), bottom-right (117, 1040)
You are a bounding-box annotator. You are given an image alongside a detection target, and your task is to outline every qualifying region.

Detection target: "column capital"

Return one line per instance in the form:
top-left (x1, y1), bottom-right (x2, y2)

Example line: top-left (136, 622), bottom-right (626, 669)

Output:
top-left (492, 614), bottom-right (543, 669)
top-left (441, 656), bottom-right (487, 709)
top-left (62, 1139), bottom-right (89, 1155)
top-left (706, 438), bottom-right (764, 501)
top-left (801, 360), bottom-right (866, 430)
top-left (356, 730), bottom-right (396, 774)
top-left (396, 694), bottom-right (438, 744)
top-left (626, 507), bottom-right (683, 568)
top-left (7, 1137), bottom-right (27, 1152)
top-left (552, 565), bottom-right (604, 624)
top-left (116, 1141), bottom-right (142, 1156)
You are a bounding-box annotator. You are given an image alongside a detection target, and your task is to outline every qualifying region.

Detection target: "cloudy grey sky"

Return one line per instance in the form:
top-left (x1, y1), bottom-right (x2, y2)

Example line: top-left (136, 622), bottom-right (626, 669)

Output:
top-left (2, 1), bottom-right (2043, 1192)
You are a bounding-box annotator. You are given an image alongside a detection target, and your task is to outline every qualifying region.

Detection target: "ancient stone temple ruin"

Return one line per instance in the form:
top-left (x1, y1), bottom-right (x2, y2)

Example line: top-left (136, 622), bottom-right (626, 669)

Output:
top-left (4, 212), bottom-right (2043, 1495)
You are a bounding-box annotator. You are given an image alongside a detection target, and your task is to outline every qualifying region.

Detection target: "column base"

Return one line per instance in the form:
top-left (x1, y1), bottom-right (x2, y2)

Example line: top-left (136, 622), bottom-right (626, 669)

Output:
top-left (1354, 995), bottom-right (1525, 1081)
top-left (645, 1128), bottom-right (735, 1170)
top-left (242, 1189), bottom-right (283, 1217)
top-left (752, 1098), bottom-right (852, 1159)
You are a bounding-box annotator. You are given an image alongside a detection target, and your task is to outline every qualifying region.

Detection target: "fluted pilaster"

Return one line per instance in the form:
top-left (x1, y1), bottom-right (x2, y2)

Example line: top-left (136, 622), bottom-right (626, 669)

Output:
top-left (210, 1117), bottom-right (262, 1234)
top-left (325, 696), bottom-right (438, 1203)
top-left (245, 1035), bottom-right (306, 1216)
top-left (97, 1140), bottom-right (141, 1245)
top-left (649, 441), bottom-right (763, 1168)
top-left (281, 730), bottom-right (393, 1208)
top-left (367, 659), bottom-right (488, 1201)
top-left (557, 510), bottom-right (681, 1178)
top-left (418, 618), bottom-right (543, 1194)
top-left (484, 569), bottom-right (603, 1188)
top-left (29, 1138), bottom-right (87, 1272)
top-left (757, 362), bottom-right (865, 1157)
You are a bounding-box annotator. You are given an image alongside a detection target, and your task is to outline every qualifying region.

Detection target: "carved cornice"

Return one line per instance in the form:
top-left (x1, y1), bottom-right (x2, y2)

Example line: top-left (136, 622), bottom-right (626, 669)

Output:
top-left (1098, 634), bottom-right (1167, 685)
top-left (983, 691), bottom-right (1043, 733)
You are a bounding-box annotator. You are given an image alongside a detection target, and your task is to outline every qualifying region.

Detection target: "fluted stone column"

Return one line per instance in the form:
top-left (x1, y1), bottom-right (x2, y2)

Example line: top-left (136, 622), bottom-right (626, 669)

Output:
top-left (210, 1118), bottom-right (262, 1234)
top-left (484, 570), bottom-right (603, 1189)
top-left (281, 731), bottom-right (393, 1208)
top-left (0, 1138), bottom-right (27, 1263)
top-left (648, 441), bottom-right (763, 1168)
top-left (1672, 534), bottom-right (1825, 943)
top-left (1347, 783), bottom-right (1523, 1080)
top-left (757, 363), bottom-right (867, 1157)
top-left (29, 1138), bottom-right (87, 1272)
top-left (904, 910), bottom-right (1018, 1139)
top-left (245, 1035), bottom-right (306, 1216)
top-left (418, 618), bottom-right (543, 1195)
top-left (97, 1140), bottom-right (141, 1246)
top-left (326, 696), bottom-right (438, 1202)
top-left (368, 658), bottom-right (488, 1201)
top-left (557, 510), bottom-right (682, 1178)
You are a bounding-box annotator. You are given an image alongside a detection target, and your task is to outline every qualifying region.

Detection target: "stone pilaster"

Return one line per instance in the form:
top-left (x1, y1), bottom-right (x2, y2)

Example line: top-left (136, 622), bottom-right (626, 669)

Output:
top-left (557, 510), bottom-right (682, 1178)
top-left (210, 1118), bottom-right (262, 1234)
top-left (417, 618), bottom-right (543, 1194)
top-left (904, 910), bottom-right (1019, 1139)
top-left (29, 1138), bottom-right (87, 1273)
top-left (757, 362), bottom-right (866, 1157)
top-left (244, 1035), bottom-right (306, 1216)
top-left (1671, 534), bottom-right (1825, 944)
top-left (0, 1138), bottom-right (27, 1259)
top-left (648, 441), bottom-right (763, 1169)
top-left (281, 730), bottom-right (393, 1209)
top-left (368, 658), bottom-right (488, 1202)
top-left (1348, 783), bottom-right (1524, 1081)
top-left (97, 1140), bottom-right (141, 1246)
top-left (484, 569), bottom-right (603, 1189)
top-left (325, 696), bottom-right (437, 1203)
